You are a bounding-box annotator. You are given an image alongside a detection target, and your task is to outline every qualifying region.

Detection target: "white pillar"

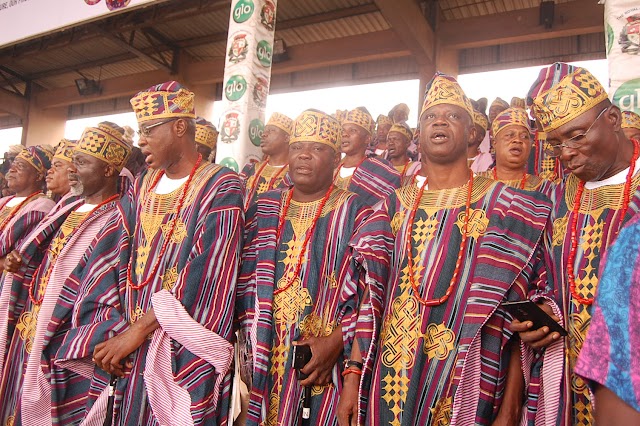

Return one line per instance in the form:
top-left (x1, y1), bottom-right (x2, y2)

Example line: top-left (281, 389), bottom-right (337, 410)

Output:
top-left (216, 0), bottom-right (278, 172)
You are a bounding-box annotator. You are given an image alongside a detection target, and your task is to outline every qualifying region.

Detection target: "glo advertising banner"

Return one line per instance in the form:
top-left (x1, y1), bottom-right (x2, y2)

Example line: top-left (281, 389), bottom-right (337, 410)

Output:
top-left (0, 0), bottom-right (161, 48)
top-left (605, 0), bottom-right (640, 114)
top-left (216, 0), bottom-right (277, 172)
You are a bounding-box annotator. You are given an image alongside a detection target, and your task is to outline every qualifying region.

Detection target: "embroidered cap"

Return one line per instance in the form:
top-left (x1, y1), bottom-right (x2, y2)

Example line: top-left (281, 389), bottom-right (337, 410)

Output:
top-left (130, 81), bottom-right (196, 123)
top-left (420, 72), bottom-right (474, 120)
top-left (491, 107), bottom-right (531, 138)
top-left (76, 121), bottom-right (133, 172)
top-left (53, 138), bottom-right (78, 163)
top-left (622, 111), bottom-right (640, 130)
top-left (195, 117), bottom-right (218, 150)
top-left (15, 146), bottom-right (52, 175)
top-left (388, 122), bottom-right (414, 142)
top-left (266, 112), bottom-right (293, 135)
top-left (343, 108), bottom-right (375, 135)
top-left (376, 114), bottom-right (393, 129)
top-left (290, 109), bottom-right (342, 151)
top-left (473, 111), bottom-right (489, 130)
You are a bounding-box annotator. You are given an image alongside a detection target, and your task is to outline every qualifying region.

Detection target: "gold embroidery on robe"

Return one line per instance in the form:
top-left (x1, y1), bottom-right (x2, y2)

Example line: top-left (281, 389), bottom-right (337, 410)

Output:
top-left (16, 304), bottom-right (40, 354)
top-left (424, 323), bottom-right (455, 360)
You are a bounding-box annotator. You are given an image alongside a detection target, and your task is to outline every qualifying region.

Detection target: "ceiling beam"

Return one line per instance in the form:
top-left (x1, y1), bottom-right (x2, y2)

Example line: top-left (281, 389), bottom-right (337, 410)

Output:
top-left (0, 88), bottom-right (28, 118)
top-left (374, 0), bottom-right (435, 65)
top-left (98, 30), bottom-right (174, 74)
top-left (439, 0), bottom-right (604, 49)
top-left (36, 30), bottom-right (411, 109)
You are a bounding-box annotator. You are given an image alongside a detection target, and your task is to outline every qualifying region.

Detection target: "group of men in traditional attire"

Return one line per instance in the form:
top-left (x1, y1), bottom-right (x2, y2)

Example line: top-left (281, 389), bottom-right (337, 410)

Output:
top-left (0, 61), bottom-right (639, 426)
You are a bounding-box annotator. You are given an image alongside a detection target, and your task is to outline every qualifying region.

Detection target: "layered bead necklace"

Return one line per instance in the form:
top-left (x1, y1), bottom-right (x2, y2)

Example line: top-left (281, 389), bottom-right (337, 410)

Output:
top-left (126, 154), bottom-right (202, 291)
top-left (245, 160), bottom-right (288, 210)
top-left (273, 185), bottom-right (334, 296)
top-left (492, 168), bottom-right (527, 190)
top-left (406, 171), bottom-right (474, 307)
top-left (567, 139), bottom-right (640, 305)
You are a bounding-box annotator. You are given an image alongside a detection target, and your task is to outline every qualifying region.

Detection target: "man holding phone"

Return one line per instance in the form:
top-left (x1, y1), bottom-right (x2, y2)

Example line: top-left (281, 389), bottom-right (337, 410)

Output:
top-left (237, 109), bottom-right (392, 426)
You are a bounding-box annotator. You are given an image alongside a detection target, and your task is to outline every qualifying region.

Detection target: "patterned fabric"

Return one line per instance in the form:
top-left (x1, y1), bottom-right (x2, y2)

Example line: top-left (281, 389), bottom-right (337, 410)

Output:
top-left (394, 162), bottom-right (421, 187)
top-left (491, 97), bottom-right (510, 111)
top-left (389, 122), bottom-right (413, 142)
top-left (16, 146), bottom-right (52, 175)
top-left (130, 80), bottom-right (196, 123)
top-left (344, 108), bottom-right (375, 135)
top-left (376, 114), bottom-right (393, 129)
top-left (49, 163), bottom-right (243, 425)
top-left (545, 171), bottom-right (640, 425)
top-left (266, 112), bottom-right (293, 135)
top-left (77, 122), bottom-right (133, 172)
top-left (290, 110), bottom-right (342, 151)
top-left (240, 161), bottom-right (292, 210)
top-left (622, 111), bottom-right (640, 130)
top-left (20, 200), bottom-right (118, 425)
top-left (575, 214), bottom-right (640, 413)
top-left (492, 107), bottom-right (531, 138)
top-left (527, 129), bottom-right (566, 182)
top-left (421, 72), bottom-right (474, 120)
top-left (367, 177), bottom-right (553, 425)
top-left (237, 187), bottom-right (392, 426)
top-left (335, 110), bottom-right (347, 124)
top-left (53, 139), bottom-right (78, 163)
top-left (333, 157), bottom-right (401, 207)
top-left (0, 195), bottom-right (72, 425)
top-left (531, 67), bottom-right (608, 133)
top-left (511, 97), bottom-right (526, 109)
top-left (195, 116), bottom-right (219, 149)
top-left (478, 169), bottom-right (556, 198)
top-left (473, 111), bottom-right (489, 130)
top-left (526, 62), bottom-right (576, 111)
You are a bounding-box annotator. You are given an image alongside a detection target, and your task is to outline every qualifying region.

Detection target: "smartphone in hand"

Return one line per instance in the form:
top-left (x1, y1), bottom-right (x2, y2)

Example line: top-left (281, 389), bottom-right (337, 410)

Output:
top-left (502, 300), bottom-right (568, 337)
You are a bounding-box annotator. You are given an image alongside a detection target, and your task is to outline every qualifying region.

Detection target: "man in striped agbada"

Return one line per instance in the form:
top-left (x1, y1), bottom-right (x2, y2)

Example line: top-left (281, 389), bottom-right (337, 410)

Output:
top-left (47, 81), bottom-right (243, 425)
top-left (364, 72), bottom-right (554, 425)
top-left (237, 109), bottom-right (392, 426)
top-left (0, 123), bottom-right (132, 426)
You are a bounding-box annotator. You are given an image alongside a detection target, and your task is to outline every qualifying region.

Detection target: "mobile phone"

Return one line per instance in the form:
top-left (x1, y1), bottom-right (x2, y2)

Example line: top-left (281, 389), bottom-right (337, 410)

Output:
top-left (501, 300), bottom-right (568, 337)
top-left (292, 344), bottom-right (312, 370)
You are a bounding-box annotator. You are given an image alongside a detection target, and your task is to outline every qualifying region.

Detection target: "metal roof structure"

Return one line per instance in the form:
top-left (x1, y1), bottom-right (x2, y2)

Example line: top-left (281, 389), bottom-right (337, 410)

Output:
top-left (0, 0), bottom-right (604, 126)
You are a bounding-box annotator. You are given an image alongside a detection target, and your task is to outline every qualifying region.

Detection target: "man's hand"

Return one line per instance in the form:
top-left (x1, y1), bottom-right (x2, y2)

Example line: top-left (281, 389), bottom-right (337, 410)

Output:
top-left (295, 328), bottom-right (344, 387)
top-left (337, 374), bottom-right (360, 426)
top-left (510, 303), bottom-right (562, 350)
top-left (93, 328), bottom-right (146, 377)
top-left (4, 250), bottom-right (22, 273)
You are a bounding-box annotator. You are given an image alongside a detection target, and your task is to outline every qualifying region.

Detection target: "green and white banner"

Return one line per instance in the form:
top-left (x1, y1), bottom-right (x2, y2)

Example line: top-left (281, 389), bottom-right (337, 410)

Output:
top-left (216, 0), bottom-right (277, 172)
top-left (605, 0), bottom-right (640, 114)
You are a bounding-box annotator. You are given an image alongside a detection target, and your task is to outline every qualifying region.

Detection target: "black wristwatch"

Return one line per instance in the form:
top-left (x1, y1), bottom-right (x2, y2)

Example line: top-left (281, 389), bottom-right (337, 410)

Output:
top-left (344, 360), bottom-right (363, 370)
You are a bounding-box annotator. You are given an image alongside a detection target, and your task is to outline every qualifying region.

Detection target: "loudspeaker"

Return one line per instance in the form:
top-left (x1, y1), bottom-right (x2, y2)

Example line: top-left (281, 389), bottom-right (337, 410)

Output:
top-left (540, 1), bottom-right (555, 29)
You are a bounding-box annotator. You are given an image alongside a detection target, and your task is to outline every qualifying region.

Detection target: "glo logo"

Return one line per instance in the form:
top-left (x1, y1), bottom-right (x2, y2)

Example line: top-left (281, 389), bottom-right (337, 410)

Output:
top-left (613, 78), bottom-right (640, 115)
top-left (220, 157), bottom-right (239, 173)
top-left (225, 76), bottom-right (247, 101)
top-left (249, 119), bottom-right (265, 146)
top-left (257, 41), bottom-right (273, 67)
top-left (233, 0), bottom-right (254, 23)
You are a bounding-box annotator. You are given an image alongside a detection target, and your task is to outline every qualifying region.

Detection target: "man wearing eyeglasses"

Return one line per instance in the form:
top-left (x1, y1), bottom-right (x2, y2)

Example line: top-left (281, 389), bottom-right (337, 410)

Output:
top-left (50, 81), bottom-right (243, 425)
top-left (513, 65), bottom-right (640, 426)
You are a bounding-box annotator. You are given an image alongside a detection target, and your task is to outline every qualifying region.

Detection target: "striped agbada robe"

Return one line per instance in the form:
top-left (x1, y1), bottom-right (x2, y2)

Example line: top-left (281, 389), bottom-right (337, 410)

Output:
top-left (527, 130), bottom-right (565, 182)
top-left (240, 161), bottom-right (292, 209)
top-left (479, 168), bottom-right (556, 198)
top-left (575, 213), bottom-right (640, 414)
top-left (0, 195), bottom-right (55, 261)
top-left (545, 168), bottom-right (640, 426)
top-left (0, 194), bottom-right (80, 426)
top-left (49, 163), bottom-right (243, 426)
top-left (19, 199), bottom-right (119, 426)
top-left (367, 176), bottom-right (553, 426)
top-left (393, 162), bottom-right (421, 187)
top-left (334, 157), bottom-right (401, 206)
top-left (237, 187), bottom-right (392, 426)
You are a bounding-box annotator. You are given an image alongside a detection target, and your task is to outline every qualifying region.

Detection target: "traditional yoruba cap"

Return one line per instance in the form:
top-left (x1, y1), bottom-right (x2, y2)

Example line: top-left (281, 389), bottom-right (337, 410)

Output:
top-left (343, 108), bottom-right (375, 135)
top-left (531, 66), bottom-right (608, 133)
top-left (473, 111), bottom-right (489, 130)
top-left (266, 112), bottom-right (293, 135)
top-left (622, 111), bottom-right (640, 130)
top-left (492, 107), bottom-right (531, 138)
top-left (130, 81), bottom-right (196, 123)
top-left (388, 122), bottom-right (413, 141)
top-left (290, 109), bottom-right (341, 151)
top-left (334, 109), bottom-right (347, 124)
top-left (76, 121), bottom-right (133, 172)
top-left (15, 146), bottom-right (52, 175)
top-left (195, 117), bottom-right (218, 150)
top-left (376, 114), bottom-right (393, 129)
top-left (420, 72), bottom-right (474, 120)
top-left (511, 97), bottom-right (525, 109)
top-left (7, 145), bottom-right (23, 156)
top-left (53, 138), bottom-right (78, 163)
top-left (526, 62), bottom-right (576, 110)
top-left (491, 97), bottom-right (509, 111)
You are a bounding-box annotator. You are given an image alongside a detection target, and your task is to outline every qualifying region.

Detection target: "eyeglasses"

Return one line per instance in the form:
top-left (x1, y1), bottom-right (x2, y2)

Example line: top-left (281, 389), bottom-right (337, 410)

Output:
top-left (137, 118), bottom-right (178, 137)
top-left (545, 107), bottom-right (608, 158)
